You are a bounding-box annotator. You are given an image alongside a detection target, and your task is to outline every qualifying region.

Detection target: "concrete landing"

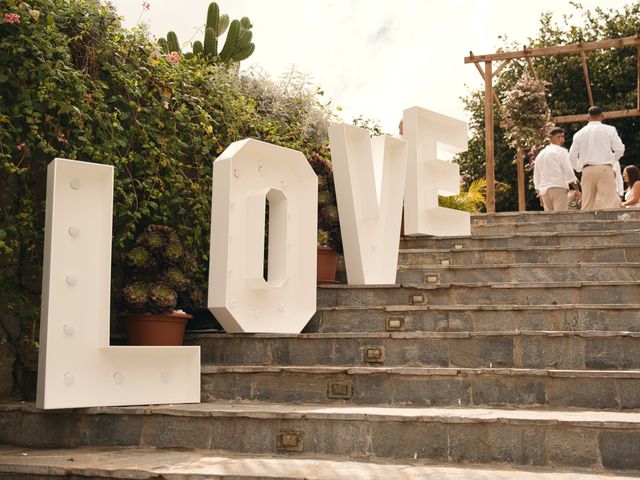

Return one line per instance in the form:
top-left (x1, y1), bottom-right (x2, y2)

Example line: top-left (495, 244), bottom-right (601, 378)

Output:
top-left (0, 446), bottom-right (638, 479)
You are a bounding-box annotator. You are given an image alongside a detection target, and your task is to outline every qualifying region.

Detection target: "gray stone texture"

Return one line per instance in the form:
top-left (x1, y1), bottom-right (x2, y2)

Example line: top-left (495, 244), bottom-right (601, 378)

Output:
top-left (4, 209), bottom-right (640, 474)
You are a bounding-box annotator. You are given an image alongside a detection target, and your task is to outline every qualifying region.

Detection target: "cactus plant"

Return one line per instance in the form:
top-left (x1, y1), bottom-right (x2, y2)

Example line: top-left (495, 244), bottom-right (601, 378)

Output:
top-left (192, 40), bottom-right (204, 56)
top-left (121, 225), bottom-right (196, 314)
top-left (166, 31), bottom-right (181, 53)
top-left (158, 37), bottom-right (169, 54)
top-left (159, 2), bottom-right (253, 64)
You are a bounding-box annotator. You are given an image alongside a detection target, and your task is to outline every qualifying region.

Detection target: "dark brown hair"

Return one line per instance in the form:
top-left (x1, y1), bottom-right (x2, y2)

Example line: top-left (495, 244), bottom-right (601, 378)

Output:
top-left (624, 165), bottom-right (640, 188)
top-left (588, 105), bottom-right (603, 117)
top-left (548, 127), bottom-right (565, 137)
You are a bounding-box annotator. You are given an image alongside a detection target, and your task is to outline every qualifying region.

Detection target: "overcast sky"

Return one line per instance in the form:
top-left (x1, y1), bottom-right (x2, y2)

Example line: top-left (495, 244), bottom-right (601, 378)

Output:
top-left (108, 0), bottom-right (629, 133)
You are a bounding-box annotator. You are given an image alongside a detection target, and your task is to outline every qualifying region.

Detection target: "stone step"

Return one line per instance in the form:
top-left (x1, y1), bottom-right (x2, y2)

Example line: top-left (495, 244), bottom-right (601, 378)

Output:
top-left (200, 365), bottom-right (640, 411)
top-left (317, 281), bottom-right (640, 308)
top-left (470, 209), bottom-right (640, 225)
top-left (398, 244), bottom-right (640, 266)
top-left (396, 263), bottom-right (640, 284)
top-left (1, 445), bottom-right (637, 480)
top-left (307, 304), bottom-right (640, 333)
top-left (399, 229), bottom-right (640, 250)
top-left (188, 331), bottom-right (640, 370)
top-left (469, 219), bottom-right (640, 235)
top-left (2, 403), bottom-right (640, 472)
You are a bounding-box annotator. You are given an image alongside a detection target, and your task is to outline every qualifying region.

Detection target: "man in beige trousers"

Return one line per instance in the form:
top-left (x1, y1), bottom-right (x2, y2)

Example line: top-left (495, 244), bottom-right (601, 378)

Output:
top-left (533, 127), bottom-right (578, 211)
top-left (568, 106), bottom-right (625, 210)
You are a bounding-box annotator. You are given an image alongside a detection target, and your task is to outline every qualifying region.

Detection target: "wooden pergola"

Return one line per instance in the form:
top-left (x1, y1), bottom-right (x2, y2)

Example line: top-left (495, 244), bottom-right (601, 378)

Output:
top-left (465, 35), bottom-right (640, 213)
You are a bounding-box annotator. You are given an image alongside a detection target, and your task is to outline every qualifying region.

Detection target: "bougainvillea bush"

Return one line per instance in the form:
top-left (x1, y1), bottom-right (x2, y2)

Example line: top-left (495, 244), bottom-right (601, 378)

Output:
top-left (0, 0), bottom-right (338, 388)
top-left (501, 75), bottom-right (552, 151)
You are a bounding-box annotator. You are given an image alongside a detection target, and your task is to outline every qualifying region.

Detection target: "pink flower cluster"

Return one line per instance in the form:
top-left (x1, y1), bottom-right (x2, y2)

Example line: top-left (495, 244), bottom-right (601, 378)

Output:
top-left (3, 12), bottom-right (20, 24)
top-left (142, 2), bottom-right (150, 10)
top-left (57, 134), bottom-right (68, 144)
top-left (166, 52), bottom-right (180, 64)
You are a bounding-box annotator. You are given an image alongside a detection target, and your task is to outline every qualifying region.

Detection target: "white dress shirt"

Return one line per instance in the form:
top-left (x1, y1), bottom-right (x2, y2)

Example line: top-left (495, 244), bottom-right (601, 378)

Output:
top-left (533, 144), bottom-right (578, 195)
top-left (613, 160), bottom-right (624, 196)
top-left (568, 121), bottom-right (625, 172)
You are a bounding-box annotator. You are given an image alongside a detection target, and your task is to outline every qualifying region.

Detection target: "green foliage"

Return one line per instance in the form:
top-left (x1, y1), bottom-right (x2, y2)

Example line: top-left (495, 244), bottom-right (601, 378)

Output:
top-left (438, 179), bottom-right (487, 213)
top-left (163, 2), bottom-right (253, 65)
top-left (458, 2), bottom-right (640, 211)
top-left (0, 0), bottom-right (338, 360)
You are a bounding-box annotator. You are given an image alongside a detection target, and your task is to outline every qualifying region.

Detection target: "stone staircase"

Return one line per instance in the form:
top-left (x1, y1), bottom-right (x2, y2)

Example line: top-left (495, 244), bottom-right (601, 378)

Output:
top-left (1, 209), bottom-right (640, 479)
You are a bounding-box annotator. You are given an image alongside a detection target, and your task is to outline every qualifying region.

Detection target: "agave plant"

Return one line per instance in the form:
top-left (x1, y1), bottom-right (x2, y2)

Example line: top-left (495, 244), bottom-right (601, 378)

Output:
top-left (121, 225), bottom-right (196, 314)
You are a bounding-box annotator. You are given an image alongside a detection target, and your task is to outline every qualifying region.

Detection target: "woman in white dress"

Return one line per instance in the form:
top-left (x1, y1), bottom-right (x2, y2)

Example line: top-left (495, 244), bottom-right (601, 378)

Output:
top-left (621, 165), bottom-right (640, 208)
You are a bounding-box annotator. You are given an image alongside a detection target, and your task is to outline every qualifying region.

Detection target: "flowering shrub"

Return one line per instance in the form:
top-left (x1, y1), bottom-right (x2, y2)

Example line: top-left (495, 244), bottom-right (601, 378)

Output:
top-left (502, 75), bottom-right (553, 151)
top-left (0, 0), bottom-right (338, 394)
top-left (165, 51), bottom-right (180, 64)
top-left (3, 12), bottom-right (20, 24)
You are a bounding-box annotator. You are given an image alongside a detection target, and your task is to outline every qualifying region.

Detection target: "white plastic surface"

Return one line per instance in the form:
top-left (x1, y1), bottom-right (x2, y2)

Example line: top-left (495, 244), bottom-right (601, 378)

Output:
top-left (36, 158), bottom-right (200, 409)
top-left (403, 107), bottom-right (471, 236)
top-left (208, 139), bottom-right (317, 333)
top-left (329, 124), bottom-right (407, 284)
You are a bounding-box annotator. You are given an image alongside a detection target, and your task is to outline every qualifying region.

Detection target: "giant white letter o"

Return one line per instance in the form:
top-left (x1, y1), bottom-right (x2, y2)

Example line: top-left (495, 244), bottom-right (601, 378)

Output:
top-left (208, 139), bottom-right (317, 333)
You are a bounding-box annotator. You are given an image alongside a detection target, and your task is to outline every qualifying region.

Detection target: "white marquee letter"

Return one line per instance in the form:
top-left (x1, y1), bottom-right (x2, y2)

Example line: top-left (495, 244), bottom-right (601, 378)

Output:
top-left (403, 107), bottom-right (470, 236)
top-left (209, 139), bottom-right (317, 333)
top-left (37, 159), bottom-right (200, 409)
top-left (329, 124), bottom-right (407, 284)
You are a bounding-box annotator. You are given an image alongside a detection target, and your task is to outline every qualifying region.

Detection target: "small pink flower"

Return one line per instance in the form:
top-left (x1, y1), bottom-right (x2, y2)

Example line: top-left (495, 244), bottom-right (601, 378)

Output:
top-left (57, 134), bottom-right (67, 144)
top-left (142, 2), bottom-right (150, 10)
top-left (16, 142), bottom-right (25, 150)
top-left (163, 100), bottom-right (169, 109)
top-left (166, 52), bottom-right (180, 64)
top-left (84, 93), bottom-right (93, 102)
top-left (3, 12), bottom-right (21, 24)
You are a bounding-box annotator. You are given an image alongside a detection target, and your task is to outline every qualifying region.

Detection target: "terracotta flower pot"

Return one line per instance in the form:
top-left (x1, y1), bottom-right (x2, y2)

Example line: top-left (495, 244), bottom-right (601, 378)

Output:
top-left (122, 312), bottom-right (192, 346)
top-left (317, 246), bottom-right (339, 284)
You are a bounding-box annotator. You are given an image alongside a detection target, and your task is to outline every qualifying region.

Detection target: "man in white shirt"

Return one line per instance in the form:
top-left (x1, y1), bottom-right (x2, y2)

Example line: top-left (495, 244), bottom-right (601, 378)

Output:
top-left (533, 127), bottom-right (578, 211)
top-left (568, 106), bottom-right (625, 210)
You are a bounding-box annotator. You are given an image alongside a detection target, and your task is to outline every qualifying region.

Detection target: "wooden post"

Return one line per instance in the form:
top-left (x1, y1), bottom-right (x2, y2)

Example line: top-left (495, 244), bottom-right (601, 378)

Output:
top-left (516, 147), bottom-right (526, 212)
top-left (484, 61), bottom-right (495, 213)
top-left (580, 52), bottom-right (594, 106)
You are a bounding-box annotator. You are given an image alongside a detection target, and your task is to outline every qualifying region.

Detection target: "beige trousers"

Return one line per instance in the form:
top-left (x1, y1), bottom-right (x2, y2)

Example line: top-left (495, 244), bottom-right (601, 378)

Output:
top-left (541, 187), bottom-right (569, 211)
top-left (581, 165), bottom-right (621, 210)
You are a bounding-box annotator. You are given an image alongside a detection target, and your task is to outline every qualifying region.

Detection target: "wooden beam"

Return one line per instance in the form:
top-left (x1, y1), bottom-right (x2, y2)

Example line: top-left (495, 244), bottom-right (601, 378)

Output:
top-left (580, 52), bottom-right (594, 106)
top-left (526, 57), bottom-right (539, 81)
top-left (516, 147), bottom-right (526, 212)
top-left (484, 61), bottom-right (496, 213)
top-left (465, 35), bottom-right (639, 64)
top-left (552, 108), bottom-right (640, 124)
top-left (473, 62), bottom-right (502, 108)
top-left (493, 59), bottom-right (511, 78)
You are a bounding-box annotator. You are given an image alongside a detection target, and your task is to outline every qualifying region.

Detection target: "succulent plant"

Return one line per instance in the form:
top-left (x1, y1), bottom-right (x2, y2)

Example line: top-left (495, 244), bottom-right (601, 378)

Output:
top-left (148, 282), bottom-right (178, 313)
top-left (122, 283), bottom-right (150, 312)
top-left (164, 266), bottom-right (191, 292)
top-left (121, 225), bottom-right (195, 314)
top-left (126, 246), bottom-right (155, 270)
top-left (159, 2), bottom-right (254, 65)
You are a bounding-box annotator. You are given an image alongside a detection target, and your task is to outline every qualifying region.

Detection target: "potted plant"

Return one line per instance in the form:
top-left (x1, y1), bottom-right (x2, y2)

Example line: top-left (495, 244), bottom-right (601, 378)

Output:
top-left (310, 151), bottom-right (343, 283)
top-left (120, 225), bottom-right (198, 345)
top-left (317, 228), bottom-right (339, 283)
